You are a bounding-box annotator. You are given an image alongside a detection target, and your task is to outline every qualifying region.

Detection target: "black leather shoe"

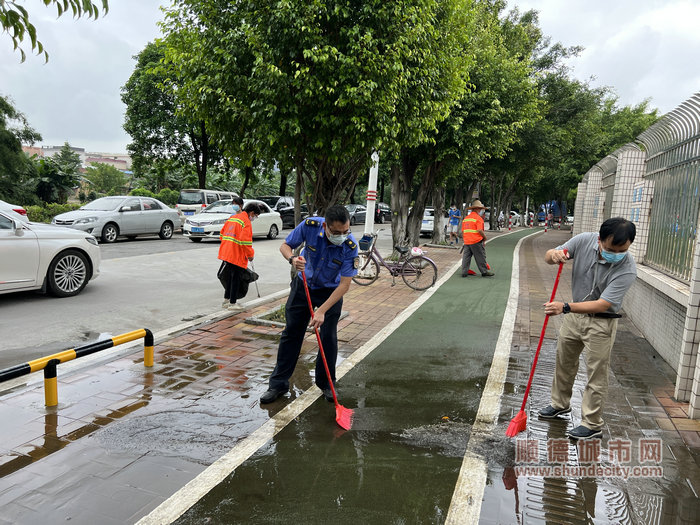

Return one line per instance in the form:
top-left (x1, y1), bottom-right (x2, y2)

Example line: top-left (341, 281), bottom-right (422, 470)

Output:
top-left (260, 388), bottom-right (287, 404)
top-left (322, 388), bottom-right (334, 402)
top-left (538, 405), bottom-right (571, 419)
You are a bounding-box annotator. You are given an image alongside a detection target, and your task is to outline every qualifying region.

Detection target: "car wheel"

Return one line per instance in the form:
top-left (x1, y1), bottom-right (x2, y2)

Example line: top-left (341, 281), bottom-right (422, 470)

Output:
top-left (267, 224), bottom-right (279, 239)
top-left (101, 223), bottom-right (119, 243)
top-left (47, 249), bottom-right (90, 297)
top-left (189, 237), bottom-right (203, 243)
top-left (350, 216), bottom-right (356, 226)
top-left (376, 214), bottom-right (383, 224)
top-left (159, 221), bottom-right (174, 240)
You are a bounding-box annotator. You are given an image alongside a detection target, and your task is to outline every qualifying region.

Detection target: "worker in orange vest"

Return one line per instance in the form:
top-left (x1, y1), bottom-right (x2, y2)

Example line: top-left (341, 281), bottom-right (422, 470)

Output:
top-left (218, 200), bottom-right (263, 310)
top-left (461, 199), bottom-right (494, 277)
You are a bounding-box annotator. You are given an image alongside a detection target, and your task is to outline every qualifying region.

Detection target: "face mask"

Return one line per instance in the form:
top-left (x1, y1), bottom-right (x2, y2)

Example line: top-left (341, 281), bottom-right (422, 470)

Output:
top-left (231, 205), bottom-right (240, 213)
top-left (327, 233), bottom-right (347, 245)
top-left (600, 249), bottom-right (626, 264)
top-left (250, 215), bottom-right (257, 222)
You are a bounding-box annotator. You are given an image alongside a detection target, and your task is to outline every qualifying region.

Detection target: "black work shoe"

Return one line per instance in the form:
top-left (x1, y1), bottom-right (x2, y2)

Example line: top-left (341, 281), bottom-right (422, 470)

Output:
top-left (567, 425), bottom-right (602, 440)
top-left (481, 271), bottom-right (495, 277)
top-left (461, 274), bottom-right (470, 278)
top-left (538, 405), bottom-right (572, 419)
top-left (260, 388), bottom-right (287, 404)
top-left (322, 388), bottom-right (334, 402)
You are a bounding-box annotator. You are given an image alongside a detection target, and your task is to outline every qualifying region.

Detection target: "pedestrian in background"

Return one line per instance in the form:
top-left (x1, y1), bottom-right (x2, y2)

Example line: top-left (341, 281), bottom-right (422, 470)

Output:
top-left (448, 203), bottom-right (462, 245)
top-left (461, 199), bottom-right (494, 277)
top-left (217, 200), bottom-right (262, 311)
top-left (260, 205), bottom-right (358, 404)
top-left (538, 217), bottom-right (637, 440)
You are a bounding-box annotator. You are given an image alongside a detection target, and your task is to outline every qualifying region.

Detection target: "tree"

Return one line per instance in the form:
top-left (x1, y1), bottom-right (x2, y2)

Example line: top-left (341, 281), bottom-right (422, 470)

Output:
top-left (0, 93), bottom-right (41, 203)
top-left (84, 162), bottom-right (127, 194)
top-left (163, 0), bottom-right (472, 214)
top-left (1, 0), bottom-right (108, 61)
top-left (122, 40), bottom-right (223, 189)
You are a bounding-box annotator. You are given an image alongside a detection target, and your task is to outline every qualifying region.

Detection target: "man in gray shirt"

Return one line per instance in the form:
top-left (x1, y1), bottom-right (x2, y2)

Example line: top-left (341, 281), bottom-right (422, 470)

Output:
top-left (538, 217), bottom-right (637, 440)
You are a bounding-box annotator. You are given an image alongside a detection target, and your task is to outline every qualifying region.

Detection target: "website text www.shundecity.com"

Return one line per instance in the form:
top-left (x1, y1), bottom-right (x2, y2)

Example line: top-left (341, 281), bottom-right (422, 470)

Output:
top-left (514, 437), bottom-right (665, 480)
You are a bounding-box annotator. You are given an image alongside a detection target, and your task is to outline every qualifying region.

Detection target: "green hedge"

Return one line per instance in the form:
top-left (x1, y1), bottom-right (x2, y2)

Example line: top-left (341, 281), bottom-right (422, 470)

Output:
top-left (26, 203), bottom-right (82, 223)
top-left (129, 187), bottom-right (179, 206)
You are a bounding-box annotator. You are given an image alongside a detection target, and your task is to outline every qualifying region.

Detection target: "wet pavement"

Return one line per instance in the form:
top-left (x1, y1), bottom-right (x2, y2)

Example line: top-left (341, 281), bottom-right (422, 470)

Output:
top-left (1, 229), bottom-right (699, 524)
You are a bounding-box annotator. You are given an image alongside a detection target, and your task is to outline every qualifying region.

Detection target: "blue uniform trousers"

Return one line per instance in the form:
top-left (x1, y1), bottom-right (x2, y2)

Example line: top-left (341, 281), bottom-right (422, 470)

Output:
top-left (268, 276), bottom-right (342, 391)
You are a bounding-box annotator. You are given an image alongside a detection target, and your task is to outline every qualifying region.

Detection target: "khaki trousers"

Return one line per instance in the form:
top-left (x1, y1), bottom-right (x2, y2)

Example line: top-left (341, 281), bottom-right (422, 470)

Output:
top-left (551, 313), bottom-right (618, 430)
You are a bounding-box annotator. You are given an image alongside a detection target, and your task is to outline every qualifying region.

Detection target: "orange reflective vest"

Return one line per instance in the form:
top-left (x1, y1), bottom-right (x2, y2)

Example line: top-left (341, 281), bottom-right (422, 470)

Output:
top-left (218, 212), bottom-right (254, 268)
top-left (462, 211), bottom-right (484, 245)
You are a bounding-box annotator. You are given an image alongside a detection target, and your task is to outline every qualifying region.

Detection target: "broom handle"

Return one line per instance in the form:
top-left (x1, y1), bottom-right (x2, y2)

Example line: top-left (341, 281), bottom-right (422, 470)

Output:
top-left (517, 249), bottom-right (567, 412)
top-left (301, 272), bottom-right (340, 405)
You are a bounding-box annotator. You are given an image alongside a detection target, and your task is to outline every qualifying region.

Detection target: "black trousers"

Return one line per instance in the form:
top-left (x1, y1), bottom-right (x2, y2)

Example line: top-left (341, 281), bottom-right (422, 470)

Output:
top-left (224, 263), bottom-right (244, 304)
top-left (268, 277), bottom-right (342, 391)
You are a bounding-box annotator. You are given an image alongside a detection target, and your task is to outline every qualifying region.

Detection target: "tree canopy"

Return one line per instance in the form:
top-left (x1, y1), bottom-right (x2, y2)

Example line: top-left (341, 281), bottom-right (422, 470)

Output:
top-left (1, 0), bottom-right (108, 61)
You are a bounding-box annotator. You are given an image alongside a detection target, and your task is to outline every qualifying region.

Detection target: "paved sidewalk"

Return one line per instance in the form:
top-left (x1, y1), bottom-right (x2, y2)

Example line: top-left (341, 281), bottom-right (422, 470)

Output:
top-left (481, 230), bottom-right (700, 524)
top-left (0, 244), bottom-right (461, 524)
top-left (1, 229), bottom-right (699, 524)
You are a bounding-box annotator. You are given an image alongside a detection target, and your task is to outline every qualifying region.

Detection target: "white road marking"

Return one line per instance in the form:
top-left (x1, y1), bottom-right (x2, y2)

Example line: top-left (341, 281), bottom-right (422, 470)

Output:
top-left (138, 252), bottom-right (464, 524)
top-left (445, 231), bottom-right (540, 524)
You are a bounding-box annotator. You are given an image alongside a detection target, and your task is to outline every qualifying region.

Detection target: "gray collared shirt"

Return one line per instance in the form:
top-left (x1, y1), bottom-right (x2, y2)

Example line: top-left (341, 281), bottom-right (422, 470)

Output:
top-left (557, 232), bottom-right (637, 313)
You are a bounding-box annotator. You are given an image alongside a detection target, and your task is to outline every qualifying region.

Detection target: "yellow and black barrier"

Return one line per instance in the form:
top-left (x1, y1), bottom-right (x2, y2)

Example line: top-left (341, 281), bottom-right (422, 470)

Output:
top-left (0, 329), bottom-right (154, 407)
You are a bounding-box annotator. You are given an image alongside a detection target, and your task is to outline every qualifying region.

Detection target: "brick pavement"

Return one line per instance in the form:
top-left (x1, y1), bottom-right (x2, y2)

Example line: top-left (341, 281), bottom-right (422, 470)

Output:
top-left (0, 243), bottom-right (462, 523)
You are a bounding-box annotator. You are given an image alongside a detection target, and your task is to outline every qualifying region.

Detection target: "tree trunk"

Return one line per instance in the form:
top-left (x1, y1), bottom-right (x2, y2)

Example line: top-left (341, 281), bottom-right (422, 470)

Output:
top-left (240, 166), bottom-right (252, 197)
top-left (406, 161), bottom-right (440, 247)
top-left (391, 152), bottom-right (420, 250)
top-left (379, 177), bottom-right (385, 203)
top-left (279, 167), bottom-right (289, 196)
top-left (431, 185), bottom-right (446, 244)
top-left (294, 163), bottom-right (303, 225)
top-left (310, 155), bottom-right (365, 216)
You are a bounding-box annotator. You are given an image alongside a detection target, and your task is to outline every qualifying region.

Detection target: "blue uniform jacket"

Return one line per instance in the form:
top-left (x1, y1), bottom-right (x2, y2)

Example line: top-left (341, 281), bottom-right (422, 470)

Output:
top-left (285, 217), bottom-right (358, 289)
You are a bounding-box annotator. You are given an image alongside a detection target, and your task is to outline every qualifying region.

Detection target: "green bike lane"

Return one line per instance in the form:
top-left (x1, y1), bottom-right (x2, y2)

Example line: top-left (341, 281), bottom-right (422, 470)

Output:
top-left (151, 229), bottom-right (535, 524)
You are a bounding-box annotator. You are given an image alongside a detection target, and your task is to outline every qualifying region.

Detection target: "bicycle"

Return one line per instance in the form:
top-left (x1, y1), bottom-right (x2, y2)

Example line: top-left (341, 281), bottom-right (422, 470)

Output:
top-left (352, 231), bottom-right (438, 290)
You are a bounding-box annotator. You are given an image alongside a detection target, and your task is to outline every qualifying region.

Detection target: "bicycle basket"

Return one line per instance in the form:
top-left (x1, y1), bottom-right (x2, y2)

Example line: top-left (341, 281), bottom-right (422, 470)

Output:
top-left (359, 234), bottom-right (374, 251)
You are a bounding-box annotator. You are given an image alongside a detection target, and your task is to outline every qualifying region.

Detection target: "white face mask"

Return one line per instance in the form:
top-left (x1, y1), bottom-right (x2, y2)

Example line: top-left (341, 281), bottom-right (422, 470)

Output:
top-left (478, 210), bottom-right (486, 217)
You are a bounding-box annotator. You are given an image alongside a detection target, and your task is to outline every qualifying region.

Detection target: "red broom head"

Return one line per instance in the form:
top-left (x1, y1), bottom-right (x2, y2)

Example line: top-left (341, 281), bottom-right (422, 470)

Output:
top-left (505, 410), bottom-right (527, 437)
top-left (336, 404), bottom-right (353, 431)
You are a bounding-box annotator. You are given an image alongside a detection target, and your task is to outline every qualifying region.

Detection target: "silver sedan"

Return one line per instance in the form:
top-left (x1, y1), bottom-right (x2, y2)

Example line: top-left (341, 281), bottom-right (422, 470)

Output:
top-left (52, 196), bottom-right (180, 243)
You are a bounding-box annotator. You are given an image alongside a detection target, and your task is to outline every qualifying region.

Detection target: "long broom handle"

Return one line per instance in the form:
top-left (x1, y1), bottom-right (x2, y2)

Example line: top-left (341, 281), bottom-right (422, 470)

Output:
top-left (517, 250), bottom-right (567, 412)
top-left (301, 272), bottom-right (340, 406)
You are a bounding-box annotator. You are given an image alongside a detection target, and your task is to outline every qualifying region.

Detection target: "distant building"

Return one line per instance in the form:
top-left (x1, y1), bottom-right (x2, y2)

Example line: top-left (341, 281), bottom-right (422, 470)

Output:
top-left (21, 145), bottom-right (43, 158)
top-left (20, 144), bottom-right (132, 170)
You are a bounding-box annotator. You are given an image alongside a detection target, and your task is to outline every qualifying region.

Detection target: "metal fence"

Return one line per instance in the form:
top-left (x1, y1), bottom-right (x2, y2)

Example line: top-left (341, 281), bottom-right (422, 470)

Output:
top-left (638, 95), bottom-right (700, 281)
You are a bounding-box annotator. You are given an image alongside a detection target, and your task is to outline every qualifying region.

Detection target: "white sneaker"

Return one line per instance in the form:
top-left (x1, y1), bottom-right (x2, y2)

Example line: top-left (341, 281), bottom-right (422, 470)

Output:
top-left (222, 300), bottom-right (230, 309)
top-left (227, 303), bottom-right (244, 311)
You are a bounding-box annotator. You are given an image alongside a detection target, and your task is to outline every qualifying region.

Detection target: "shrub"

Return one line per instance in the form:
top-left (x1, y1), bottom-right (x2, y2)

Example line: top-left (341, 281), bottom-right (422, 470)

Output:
top-left (129, 188), bottom-right (155, 198)
top-left (88, 190), bottom-right (97, 201)
top-left (78, 191), bottom-right (87, 203)
top-left (25, 202), bottom-right (82, 223)
top-left (156, 188), bottom-right (179, 206)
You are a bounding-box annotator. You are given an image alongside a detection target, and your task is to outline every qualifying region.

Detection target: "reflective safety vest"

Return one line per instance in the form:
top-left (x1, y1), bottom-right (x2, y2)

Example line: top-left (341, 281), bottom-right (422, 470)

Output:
top-left (462, 211), bottom-right (484, 245)
top-left (218, 212), bottom-right (254, 268)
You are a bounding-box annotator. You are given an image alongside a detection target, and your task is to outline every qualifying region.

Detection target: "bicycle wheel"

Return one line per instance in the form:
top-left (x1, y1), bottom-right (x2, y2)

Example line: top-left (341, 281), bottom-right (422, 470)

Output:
top-left (401, 256), bottom-right (437, 290)
top-left (352, 254), bottom-right (380, 286)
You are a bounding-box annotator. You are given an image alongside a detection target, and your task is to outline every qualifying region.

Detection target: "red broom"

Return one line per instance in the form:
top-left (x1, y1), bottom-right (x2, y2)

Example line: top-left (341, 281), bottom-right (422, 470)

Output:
top-left (505, 250), bottom-right (567, 437)
top-left (301, 272), bottom-right (353, 430)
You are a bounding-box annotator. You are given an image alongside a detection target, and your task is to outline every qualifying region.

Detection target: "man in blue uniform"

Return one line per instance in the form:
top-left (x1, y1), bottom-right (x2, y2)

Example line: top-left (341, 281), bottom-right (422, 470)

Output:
top-left (260, 205), bottom-right (359, 403)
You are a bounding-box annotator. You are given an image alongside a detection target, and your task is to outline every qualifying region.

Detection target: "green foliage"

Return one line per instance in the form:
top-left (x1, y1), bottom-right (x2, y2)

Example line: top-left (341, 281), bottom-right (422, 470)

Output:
top-left (25, 202), bottom-right (81, 223)
top-left (155, 188), bottom-right (178, 205)
top-left (0, 94), bottom-right (41, 204)
top-left (78, 190), bottom-right (87, 203)
top-left (129, 188), bottom-right (155, 198)
top-left (34, 150), bottom-right (80, 204)
top-left (84, 162), bottom-right (128, 194)
top-left (2, 1), bottom-right (108, 62)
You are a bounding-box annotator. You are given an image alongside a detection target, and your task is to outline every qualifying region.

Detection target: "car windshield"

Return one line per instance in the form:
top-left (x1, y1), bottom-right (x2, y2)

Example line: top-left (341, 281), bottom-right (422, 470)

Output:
top-left (423, 209), bottom-right (434, 217)
top-left (81, 197), bottom-right (124, 211)
top-left (178, 191), bottom-right (205, 205)
top-left (204, 200), bottom-right (237, 214)
top-left (258, 197), bottom-right (280, 207)
top-left (345, 204), bottom-right (358, 212)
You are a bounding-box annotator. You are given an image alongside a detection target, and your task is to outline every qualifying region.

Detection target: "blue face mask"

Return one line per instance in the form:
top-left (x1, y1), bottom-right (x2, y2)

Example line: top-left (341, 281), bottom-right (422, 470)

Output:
top-left (231, 205), bottom-right (241, 213)
top-left (600, 249), bottom-right (627, 264)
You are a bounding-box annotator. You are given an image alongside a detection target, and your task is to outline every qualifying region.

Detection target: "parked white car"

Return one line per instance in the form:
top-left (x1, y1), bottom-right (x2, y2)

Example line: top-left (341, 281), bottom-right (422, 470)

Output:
top-left (0, 210), bottom-right (100, 297)
top-left (420, 207), bottom-right (447, 237)
top-left (52, 196), bottom-right (180, 243)
top-left (183, 199), bottom-right (283, 242)
top-left (0, 199), bottom-right (29, 222)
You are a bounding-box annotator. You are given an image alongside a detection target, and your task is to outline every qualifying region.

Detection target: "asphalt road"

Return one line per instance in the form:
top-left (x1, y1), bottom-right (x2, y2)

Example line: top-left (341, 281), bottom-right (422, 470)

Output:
top-left (0, 226), bottom-right (396, 369)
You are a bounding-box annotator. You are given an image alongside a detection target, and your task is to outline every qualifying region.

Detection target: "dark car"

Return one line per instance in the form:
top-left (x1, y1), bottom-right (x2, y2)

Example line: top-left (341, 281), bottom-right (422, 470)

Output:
top-left (375, 202), bottom-right (391, 224)
top-left (279, 204), bottom-right (309, 228)
top-left (345, 204), bottom-right (367, 225)
top-left (257, 196), bottom-right (295, 213)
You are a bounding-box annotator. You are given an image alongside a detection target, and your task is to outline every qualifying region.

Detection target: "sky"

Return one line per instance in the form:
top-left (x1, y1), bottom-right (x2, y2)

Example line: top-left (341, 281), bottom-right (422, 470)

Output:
top-left (1, 0), bottom-right (699, 154)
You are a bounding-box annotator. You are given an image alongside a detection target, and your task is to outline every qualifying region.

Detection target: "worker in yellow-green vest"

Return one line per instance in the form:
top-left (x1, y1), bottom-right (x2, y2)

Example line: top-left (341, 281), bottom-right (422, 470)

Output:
top-left (461, 199), bottom-right (494, 277)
